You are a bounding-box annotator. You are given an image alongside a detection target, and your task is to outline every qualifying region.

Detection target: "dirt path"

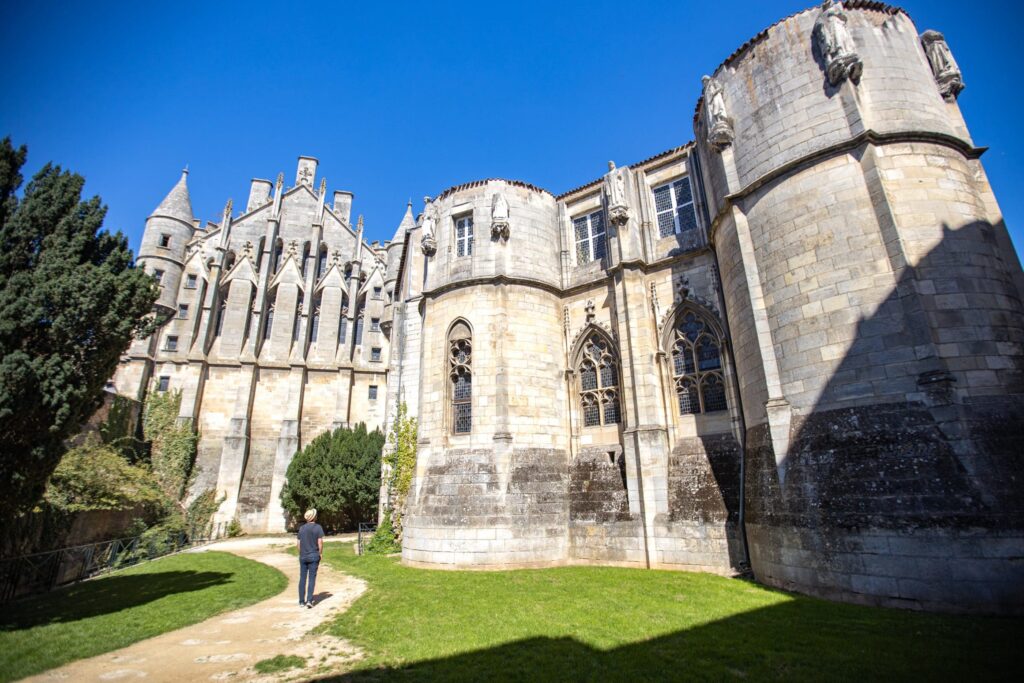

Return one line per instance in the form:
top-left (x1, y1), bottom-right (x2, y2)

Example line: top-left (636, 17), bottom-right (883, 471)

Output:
top-left (26, 536), bottom-right (367, 682)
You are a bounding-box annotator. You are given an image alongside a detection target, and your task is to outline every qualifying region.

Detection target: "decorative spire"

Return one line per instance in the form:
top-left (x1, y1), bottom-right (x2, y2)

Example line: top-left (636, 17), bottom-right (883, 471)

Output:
top-left (357, 215), bottom-right (364, 232)
top-left (319, 177), bottom-right (327, 199)
top-left (223, 198), bottom-right (233, 221)
top-left (150, 168), bottom-right (194, 223)
top-left (275, 172), bottom-right (284, 194)
top-left (392, 201), bottom-right (416, 243)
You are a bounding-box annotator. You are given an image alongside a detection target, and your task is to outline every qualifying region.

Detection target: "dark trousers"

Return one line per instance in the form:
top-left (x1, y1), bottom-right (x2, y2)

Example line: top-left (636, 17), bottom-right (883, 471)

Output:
top-left (298, 557), bottom-right (319, 604)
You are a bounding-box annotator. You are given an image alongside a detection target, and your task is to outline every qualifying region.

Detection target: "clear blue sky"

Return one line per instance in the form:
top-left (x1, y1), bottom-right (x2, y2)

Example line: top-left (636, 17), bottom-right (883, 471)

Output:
top-left (2, 1), bottom-right (1021, 256)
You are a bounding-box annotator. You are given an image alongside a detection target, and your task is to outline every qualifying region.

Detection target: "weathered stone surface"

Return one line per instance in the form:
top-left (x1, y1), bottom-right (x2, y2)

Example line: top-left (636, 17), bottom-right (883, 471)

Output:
top-left (113, 3), bottom-right (1024, 614)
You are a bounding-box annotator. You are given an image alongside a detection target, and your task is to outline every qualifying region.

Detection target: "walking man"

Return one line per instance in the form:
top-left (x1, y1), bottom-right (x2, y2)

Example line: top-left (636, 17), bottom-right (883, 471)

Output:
top-left (297, 508), bottom-right (324, 608)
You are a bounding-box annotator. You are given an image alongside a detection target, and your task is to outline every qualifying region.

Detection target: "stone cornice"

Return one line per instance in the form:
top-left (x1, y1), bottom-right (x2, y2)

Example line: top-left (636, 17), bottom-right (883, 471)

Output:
top-left (707, 128), bottom-right (986, 243)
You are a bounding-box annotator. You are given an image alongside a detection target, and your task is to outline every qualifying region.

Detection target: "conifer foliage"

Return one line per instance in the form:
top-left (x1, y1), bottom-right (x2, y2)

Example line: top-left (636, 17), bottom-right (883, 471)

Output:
top-left (280, 424), bottom-right (385, 532)
top-left (0, 138), bottom-right (157, 524)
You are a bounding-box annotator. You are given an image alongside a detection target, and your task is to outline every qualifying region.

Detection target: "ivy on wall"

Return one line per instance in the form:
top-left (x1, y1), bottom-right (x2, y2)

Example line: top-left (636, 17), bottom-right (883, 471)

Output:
top-left (367, 402), bottom-right (417, 554)
top-left (142, 390), bottom-right (199, 503)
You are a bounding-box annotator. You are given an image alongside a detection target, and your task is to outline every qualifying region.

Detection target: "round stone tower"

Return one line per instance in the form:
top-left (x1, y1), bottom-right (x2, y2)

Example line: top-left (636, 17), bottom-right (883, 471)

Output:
top-left (695, 2), bottom-right (1024, 612)
top-left (137, 169), bottom-right (195, 314)
top-left (402, 179), bottom-right (572, 568)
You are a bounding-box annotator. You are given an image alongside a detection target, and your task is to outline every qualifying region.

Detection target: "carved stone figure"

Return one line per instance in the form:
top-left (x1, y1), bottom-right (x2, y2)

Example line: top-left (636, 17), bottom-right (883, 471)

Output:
top-left (921, 30), bottom-right (964, 100)
top-left (606, 161), bottom-right (626, 207)
top-left (491, 193), bottom-right (510, 240)
top-left (605, 162), bottom-right (631, 227)
top-left (421, 196), bottom-right (437, 256)
top-left (702, 75), bottom-right (734, 151)
top-left (813, 0), bottom-right (863, 86)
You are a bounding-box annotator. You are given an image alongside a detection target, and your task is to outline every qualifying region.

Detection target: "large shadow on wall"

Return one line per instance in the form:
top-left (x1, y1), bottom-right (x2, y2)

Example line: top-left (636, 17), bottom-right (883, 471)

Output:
top-left (326, 593), bottom-right (1024, 682)
top-left (749, 219), bottom-right (1024, 551)
top-left (659, 261), bottom-right (747, 572)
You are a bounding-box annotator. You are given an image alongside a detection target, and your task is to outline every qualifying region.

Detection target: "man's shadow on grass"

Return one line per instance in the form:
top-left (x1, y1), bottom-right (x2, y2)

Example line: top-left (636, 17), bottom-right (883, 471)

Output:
top-left (0, 571), bottom-right (233, 630)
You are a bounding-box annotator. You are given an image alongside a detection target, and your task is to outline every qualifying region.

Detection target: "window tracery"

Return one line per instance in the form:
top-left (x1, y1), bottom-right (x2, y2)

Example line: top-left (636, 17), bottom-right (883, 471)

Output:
top-left (578, 333), bottom-right (620, 427)
top-left (449, 322), bottom-right (472, 434)
top-left (670, 309), bottom-right (726, 414)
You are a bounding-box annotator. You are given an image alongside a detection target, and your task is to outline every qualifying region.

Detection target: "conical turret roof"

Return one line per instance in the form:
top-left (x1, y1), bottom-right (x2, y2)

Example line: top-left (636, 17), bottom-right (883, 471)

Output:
top-left (391, 200), bottom-right (415, 244)
top-left (150, 169), bottom-right (194, 223)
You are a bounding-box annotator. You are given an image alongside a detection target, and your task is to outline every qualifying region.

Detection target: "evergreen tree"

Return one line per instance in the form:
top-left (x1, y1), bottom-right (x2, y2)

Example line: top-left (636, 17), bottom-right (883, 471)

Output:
top-left (280, 423), bottom-right (385, 532)
top-left (0, 137), bottom-right (158, 524)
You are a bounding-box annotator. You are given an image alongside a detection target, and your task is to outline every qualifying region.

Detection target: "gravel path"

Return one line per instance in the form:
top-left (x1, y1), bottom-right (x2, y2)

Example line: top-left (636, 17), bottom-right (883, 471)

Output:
top-left (25, 536), bottom-right (366, 682)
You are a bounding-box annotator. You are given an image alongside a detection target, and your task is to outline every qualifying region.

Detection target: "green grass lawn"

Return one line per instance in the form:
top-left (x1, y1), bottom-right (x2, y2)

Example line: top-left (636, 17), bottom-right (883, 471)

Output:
top-left (321, 545), bottom-right (1024, 682)
top-left (0, 550), bottom-right (286, 682)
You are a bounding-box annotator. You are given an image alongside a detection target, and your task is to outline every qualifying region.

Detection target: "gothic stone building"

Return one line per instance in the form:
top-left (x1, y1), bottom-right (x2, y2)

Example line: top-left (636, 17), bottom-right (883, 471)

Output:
top-left (115, 2), bottom-right (1024, 613)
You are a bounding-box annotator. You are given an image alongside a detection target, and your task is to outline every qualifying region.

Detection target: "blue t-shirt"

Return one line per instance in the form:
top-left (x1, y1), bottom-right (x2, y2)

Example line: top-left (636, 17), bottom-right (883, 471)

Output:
top-left (297, 522), bottom-right (324, 560)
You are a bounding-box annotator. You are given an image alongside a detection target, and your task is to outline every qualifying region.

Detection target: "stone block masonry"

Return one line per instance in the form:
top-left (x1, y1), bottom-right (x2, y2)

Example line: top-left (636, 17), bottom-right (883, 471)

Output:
top-left (115, 1), bottom-right (1024, 614)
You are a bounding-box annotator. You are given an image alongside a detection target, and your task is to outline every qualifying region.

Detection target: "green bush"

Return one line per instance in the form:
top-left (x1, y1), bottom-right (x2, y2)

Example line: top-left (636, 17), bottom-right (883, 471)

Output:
top-left (226, 516), bottom-right (243, 538)
top-left (280, 423), bottom-right (384, 532)
top-left (45, 442), bottom-right (165, 514)
top-left (364, 508), bottom-right (401, 555)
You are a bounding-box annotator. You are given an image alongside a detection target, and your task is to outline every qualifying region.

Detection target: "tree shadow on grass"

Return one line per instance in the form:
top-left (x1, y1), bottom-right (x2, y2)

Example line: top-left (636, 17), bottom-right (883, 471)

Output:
top-left (325, 598), bottom-right (1024, 682)
top-left (0, 570), bottom-right (233, 630)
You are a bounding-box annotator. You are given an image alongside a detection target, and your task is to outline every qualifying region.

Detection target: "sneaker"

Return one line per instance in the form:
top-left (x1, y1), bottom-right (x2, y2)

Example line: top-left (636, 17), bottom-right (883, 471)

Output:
top-left (305, 601), bottom-right (313, 609)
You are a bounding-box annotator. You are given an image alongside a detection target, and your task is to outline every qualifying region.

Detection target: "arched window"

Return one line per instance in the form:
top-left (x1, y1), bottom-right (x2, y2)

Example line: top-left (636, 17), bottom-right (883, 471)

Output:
top-left (310, 294), bottom-right (321, 342)
top-left (670, 309), bottom-right (726, 414)
top-left (242, 290), bottom-right (256, 341)
top-left (316, 246), bottom-right (328, 279)
top-left (214, 292), bottom-right (228, 337)
top-left (255, 237), bottom-right (266, 272)
top-left (338, 295), bottom-right (349, 347)
top-left (301, 242), bottom-right (311, 277)
top-left (263, 301), bottom-right (275, 340)
top-left (578, 333), bottom-right (620, 427)
top-left (448, 321), bottom-right (472, 434)
top-left (292, 293), bottom-right (304, 342)
top-left (272, 239), bottom-right (284, 273)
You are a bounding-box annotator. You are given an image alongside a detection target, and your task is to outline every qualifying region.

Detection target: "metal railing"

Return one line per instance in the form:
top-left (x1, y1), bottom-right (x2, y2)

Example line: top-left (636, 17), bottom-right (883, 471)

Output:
top-left (0, 522), bottom-right (228, 604)
top-left (356, 522), bottom-right (377, 555)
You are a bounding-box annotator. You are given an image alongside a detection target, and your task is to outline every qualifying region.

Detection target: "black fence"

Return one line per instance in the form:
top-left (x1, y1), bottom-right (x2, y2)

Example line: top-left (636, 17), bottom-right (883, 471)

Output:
top-left (0, 522), bottom-right (228, 604)
top-left (357, 522), bottom-right (377, 555)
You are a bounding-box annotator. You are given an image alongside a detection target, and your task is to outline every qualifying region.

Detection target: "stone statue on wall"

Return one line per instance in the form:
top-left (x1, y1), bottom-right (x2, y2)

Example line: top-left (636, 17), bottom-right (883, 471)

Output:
top-left (701, 75), bottom-right (734, 151)
top-left (606, 161), bottom-right (626, 206)
top-left (420, 196), bottom-right (437, 256)
top-left (605, 161), bottom-right (630, 228)
top-left (921, 30), bottom-right (964, 101)
top-left (813, 0), bottom-right (863, 86)
top-left (491, 193), bottom-right (510, 241)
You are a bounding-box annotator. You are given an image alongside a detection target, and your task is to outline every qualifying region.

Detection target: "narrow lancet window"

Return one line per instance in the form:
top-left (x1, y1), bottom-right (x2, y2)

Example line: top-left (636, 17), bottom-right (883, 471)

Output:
top-left (455, 216), bottom-right (474, 257)
top-left (449, 321), bottom-right (472, 433)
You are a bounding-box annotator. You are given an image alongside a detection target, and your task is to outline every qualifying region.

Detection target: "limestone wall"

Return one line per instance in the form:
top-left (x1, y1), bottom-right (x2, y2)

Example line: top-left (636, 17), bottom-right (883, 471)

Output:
top-left (115, 158), bottom-right (390, 533)
top-left (697, 2), bottom-right (1024, 612)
